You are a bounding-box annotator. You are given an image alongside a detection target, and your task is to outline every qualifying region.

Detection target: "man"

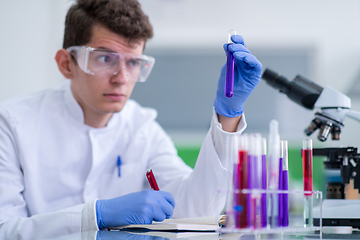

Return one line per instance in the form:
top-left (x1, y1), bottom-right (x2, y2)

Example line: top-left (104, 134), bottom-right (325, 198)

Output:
top-left (0, 0), bottom-right (261, 237)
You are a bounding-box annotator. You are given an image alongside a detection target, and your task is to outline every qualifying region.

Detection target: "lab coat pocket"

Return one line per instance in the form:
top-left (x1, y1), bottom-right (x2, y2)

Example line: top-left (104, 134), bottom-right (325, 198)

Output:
top-left (101, 161), bottom-right (145, 199)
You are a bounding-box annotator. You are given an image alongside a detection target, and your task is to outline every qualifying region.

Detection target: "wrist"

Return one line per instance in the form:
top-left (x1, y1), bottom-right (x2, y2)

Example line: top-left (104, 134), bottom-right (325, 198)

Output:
top-left (96, 200), bottom-right (106, 230)
top-left (217, 114), bottom-right (242, 132)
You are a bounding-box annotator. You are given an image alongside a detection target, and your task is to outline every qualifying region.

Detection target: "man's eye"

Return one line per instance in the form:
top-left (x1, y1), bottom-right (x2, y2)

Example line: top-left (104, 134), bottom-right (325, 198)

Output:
top-left (127, 59), bottom-right (142, 67)
top-left (98, 55), bottom-right (112, 63)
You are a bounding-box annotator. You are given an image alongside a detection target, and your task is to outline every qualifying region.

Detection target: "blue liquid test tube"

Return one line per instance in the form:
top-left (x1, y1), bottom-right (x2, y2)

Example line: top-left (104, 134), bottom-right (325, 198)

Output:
top-left (225, 30), bottom-right (236, 98)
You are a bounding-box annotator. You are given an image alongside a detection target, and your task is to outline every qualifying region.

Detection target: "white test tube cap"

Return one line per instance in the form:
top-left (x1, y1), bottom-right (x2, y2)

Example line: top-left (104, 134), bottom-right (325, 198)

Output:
top-left (254, 133), bottom-right (262, 157)
top-left (303, 138), bottom-right (313, 150)
top-left (283, 140), bottom-right (289, 170)
top-left (228, 29), bottom-right (236, 43)
top-left (238, 133), bottom-right (249, 151)
top-left (269, 119), bottom-right (279, 136)
top-left (249, 134), bottom-right (256, 155)
top-left (280, 140), bottom-right (284, 158)
top-left (262, 138), bottom-right (267, 155)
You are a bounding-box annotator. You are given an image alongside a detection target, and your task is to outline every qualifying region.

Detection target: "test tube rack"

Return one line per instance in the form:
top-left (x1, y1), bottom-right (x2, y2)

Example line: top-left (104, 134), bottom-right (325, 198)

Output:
top-left (219, 189), bottom-right (323, 237)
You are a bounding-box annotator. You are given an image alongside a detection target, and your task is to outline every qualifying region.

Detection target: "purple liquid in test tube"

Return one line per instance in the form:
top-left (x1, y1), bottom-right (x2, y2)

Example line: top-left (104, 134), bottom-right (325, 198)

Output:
top-left (278, 141), bottom-right (285, 227)
top-left (283, 140), bottom-right (289, 227)
top-left (252, 154), bottom-right (260, 229)
top-left (278, 157), bottom-right (284, 226)
top-left (247, 153), bottom-right (252, 227)
top-left (268, 120), bottom-right (280, 228)
top-left (225, 30), bottom-right (236, 98)
top-left (248, 134), bottom-right (263, 229)
top-left (283, 171), bottom-right (289, 226)
top-left (261, 138), bottom-right (267, 228)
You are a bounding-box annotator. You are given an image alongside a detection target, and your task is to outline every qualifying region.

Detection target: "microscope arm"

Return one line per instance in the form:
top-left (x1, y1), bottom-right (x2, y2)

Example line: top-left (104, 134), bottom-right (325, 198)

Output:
top-left (346, 110), bottom-right (360, 123)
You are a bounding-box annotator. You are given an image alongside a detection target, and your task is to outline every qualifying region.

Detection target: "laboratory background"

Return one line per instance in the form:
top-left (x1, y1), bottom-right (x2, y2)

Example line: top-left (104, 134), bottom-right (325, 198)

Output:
top-left (1, 0), bottom-right (360, 205)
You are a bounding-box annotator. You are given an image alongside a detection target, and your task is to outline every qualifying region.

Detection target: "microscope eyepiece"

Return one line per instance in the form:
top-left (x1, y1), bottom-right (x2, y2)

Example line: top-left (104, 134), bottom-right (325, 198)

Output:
top-left (262, 69), bottom-right (291, 95)
top-left (261, 68), bottom-right (323, 110)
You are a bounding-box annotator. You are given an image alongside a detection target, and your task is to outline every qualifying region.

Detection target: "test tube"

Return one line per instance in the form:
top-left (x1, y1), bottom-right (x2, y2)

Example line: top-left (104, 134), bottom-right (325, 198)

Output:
top-left (234, 134), bottom-right (249, 228)
top-left (283, 140), bottom-right (289, 227)
top-left (303, 139), bottom-right (313, 227)
top-left (261, 138), bottom-right (267, 228)
top-left (225, 134), bottom-right (239, 228)
top-left (254, 134), bottom-right (263, 229)
top-left (225, 30), bottom-right (236, 98)
top-left (248, 134), bottom-right (262, 229)
top-left (278, 141), bottom-right (284, 227)
top-left (268, 120), bottom-right (280, 228)
top-left (247, 135), bottom-right (254, 228)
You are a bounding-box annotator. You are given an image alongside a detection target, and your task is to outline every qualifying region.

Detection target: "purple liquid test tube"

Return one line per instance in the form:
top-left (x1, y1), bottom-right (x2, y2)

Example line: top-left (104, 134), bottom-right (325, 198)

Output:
top-left (247, 153), bottom-right (252, 227)
top-left (261, 138), bottom-right (267, 228)
top-left (248, 134), bottom-right (263, 229)
top-left (283, 140), bottom-right (289, 227)
top-left (225, 30), bottom-right (236, 98)
top-left (278, 141), bottom-right (284, 227)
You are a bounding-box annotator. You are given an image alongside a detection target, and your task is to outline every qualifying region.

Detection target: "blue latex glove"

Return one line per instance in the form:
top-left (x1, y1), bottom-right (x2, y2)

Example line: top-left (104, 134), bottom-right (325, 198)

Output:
top-left (214, 35), bottom-right (262, 118)
top-left (96, 190), bottom-right (175, 230)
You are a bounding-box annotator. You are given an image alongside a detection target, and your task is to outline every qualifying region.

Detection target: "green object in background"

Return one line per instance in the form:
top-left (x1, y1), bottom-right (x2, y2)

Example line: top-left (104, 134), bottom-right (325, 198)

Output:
top-left (177, 146), bottom-right (200, 169)
top-left (176, 145), bottom-right (324, 191)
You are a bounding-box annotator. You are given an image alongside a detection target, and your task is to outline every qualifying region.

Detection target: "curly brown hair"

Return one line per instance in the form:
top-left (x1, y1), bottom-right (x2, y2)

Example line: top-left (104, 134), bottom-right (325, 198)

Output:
top-left (62, 0), bottom-right (153, 49)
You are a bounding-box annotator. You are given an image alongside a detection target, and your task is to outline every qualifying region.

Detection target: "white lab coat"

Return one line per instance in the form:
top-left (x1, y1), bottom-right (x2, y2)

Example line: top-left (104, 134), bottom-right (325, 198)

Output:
top-left (0, 81), bottom-right (246, 239)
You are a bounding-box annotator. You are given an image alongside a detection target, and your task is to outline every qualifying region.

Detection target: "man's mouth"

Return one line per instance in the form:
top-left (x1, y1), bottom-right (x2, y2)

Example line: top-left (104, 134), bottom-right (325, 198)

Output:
top-left (103, 93), bottom-right (126, 101)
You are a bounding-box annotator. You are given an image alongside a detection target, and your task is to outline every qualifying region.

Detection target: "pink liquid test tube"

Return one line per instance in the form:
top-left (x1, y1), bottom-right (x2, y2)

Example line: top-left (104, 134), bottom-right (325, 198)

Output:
top-left (303, 139), bottom-right (313, 227)
top-left (234, 134), bottom-right (249, 228)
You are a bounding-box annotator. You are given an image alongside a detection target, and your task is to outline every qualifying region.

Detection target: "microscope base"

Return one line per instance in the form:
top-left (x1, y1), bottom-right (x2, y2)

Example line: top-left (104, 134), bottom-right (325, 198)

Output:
top-left (313, 199), bottom-right (360, 228)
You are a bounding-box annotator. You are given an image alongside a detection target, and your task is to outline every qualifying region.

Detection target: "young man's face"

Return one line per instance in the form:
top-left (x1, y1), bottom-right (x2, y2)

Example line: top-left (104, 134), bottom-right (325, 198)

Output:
top-left (70, 23), bottom-right (145, 118)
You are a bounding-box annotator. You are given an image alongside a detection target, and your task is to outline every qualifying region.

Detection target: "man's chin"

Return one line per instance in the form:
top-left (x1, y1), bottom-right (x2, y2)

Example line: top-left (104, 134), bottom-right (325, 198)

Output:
top-left (97, 100), bottom-right (128, 114)
top-left (106, 103), bottom-right (126, 113)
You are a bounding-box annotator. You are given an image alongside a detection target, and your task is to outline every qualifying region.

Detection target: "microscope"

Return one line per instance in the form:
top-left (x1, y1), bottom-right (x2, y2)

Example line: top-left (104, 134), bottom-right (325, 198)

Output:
top-left (262, 69), bottom-right (360, 228)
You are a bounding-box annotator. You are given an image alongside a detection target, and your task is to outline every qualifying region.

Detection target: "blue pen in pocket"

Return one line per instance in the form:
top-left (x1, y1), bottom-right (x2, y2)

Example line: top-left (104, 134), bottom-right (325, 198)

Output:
top-left (117, 156), bottom-right (122, 177)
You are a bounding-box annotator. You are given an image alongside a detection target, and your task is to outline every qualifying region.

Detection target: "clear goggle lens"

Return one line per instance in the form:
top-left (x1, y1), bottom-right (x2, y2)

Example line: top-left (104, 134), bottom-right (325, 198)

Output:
top-left (66, 46), bottom-right (155, 82)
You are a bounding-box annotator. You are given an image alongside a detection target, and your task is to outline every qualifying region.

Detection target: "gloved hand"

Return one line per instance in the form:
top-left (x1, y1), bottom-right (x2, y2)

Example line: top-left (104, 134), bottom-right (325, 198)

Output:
top-left (96, 190), bottom-right (175, 230)
top-left (214, 35), bottom-right (262, 118)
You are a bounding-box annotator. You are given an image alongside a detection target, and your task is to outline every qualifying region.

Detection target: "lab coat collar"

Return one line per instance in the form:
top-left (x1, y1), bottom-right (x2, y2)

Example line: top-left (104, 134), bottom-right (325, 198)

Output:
top-left (63, 81), bottom-right (85, 125)
top-left (62, 81), bottom-right (126, 131)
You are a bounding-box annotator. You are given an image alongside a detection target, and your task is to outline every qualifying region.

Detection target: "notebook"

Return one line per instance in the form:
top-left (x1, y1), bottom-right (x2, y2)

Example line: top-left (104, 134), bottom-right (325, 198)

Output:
top-left (110, 215), bottom-right (226, 232)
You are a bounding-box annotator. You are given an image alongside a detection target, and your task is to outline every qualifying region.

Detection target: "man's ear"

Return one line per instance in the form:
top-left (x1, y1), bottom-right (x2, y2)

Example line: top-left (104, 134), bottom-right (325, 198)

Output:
top-left (55, 49), bottom-right (75, 79)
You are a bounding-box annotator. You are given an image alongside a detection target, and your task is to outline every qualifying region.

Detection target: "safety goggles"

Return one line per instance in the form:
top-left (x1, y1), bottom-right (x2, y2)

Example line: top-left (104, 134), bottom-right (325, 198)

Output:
top-left (66, 46), bottom-right (155, 82)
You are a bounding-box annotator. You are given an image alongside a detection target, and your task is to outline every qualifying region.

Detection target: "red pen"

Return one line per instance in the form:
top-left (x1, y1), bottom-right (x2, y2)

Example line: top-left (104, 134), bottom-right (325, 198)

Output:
top-left (146, 169), bottom-right (159, 190)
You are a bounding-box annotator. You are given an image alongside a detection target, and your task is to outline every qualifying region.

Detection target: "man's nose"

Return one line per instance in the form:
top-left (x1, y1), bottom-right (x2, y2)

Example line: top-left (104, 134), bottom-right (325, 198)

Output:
top-left (111, 66), bottom-right (129, 84)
